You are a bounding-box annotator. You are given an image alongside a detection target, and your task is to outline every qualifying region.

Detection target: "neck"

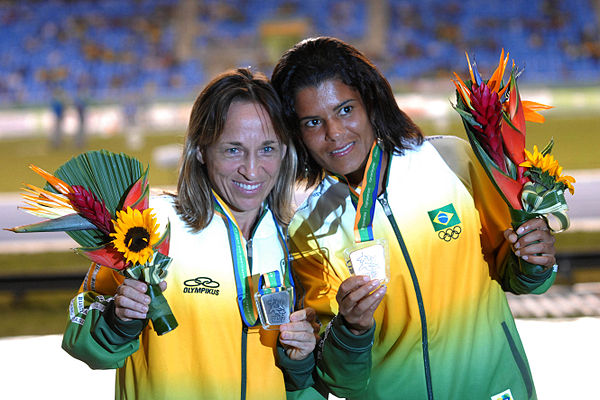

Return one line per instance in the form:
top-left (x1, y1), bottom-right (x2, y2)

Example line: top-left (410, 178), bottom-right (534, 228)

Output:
top-left (232, 209), bottom-right (260, 240)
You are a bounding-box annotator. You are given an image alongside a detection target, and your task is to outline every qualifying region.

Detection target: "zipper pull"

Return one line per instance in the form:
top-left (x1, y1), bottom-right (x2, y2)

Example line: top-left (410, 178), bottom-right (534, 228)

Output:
top-left (246, 238), bottom-right (253, 260)
top-left (379, 194), bottom-right (392, 216)
top-left (246, 238), bottom-right (253, 274)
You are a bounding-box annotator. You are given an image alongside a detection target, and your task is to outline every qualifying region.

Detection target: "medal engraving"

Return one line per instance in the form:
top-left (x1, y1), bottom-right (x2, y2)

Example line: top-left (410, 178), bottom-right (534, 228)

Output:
top-left (260, 291), bottom-right (290, 325)
top-left (345, 240), bottom-right (390, 282)
top-left (255, 287), bottom-right (293, 329)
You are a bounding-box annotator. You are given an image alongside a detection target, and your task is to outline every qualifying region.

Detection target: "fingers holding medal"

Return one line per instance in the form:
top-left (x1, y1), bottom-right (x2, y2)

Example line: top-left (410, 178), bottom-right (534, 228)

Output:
top-left (336, 275), bottom-right (387, 336)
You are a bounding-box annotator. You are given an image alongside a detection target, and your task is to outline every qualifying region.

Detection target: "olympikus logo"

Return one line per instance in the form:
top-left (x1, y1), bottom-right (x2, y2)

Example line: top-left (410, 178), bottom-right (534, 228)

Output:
top-left (183, 277), bottom-right (220, 295)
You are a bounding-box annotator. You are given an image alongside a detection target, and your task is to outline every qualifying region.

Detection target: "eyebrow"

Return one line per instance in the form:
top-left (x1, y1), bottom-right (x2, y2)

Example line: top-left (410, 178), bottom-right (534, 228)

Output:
top-left (221, 139), bottom-right (279, 146)
top-left (334, 99), bottom-right (355, 112)
top-left (298, 99), bottom-right (356, 122)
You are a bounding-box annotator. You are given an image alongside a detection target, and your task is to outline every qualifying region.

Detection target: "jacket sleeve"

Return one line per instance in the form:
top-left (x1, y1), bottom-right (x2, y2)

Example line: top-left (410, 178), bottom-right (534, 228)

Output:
top-left (61, 263), bottom-right (144, 369)
top-left (428, 135), bottom-right (555, 294)
top-left (276, 315), bottom-right (374, 399)
top-left (285, 223), bottom-right (374, 397)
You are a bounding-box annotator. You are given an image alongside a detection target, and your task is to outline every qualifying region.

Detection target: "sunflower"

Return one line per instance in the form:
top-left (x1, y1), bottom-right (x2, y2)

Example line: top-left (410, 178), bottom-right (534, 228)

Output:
top-left (520, 146), bottom-right (576, 195)
top-left (111, 207), bottom-right (160, 265)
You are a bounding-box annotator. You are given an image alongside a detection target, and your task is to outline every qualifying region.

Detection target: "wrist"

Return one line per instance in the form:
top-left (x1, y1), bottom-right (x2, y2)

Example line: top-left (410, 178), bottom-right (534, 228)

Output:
top-left (339, 314), bottom-right (372, 336)
top-left (103, 300), bottom-right (146, 339)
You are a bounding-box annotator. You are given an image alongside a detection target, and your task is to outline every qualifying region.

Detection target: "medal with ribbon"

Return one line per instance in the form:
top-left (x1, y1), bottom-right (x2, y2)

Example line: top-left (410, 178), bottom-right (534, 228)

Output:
top-left (254, 270), bottom-right (294, 329)
top-left (339, 141), bottom-right (390, 282)
top-left (212, 191), bottom-right (294, 328)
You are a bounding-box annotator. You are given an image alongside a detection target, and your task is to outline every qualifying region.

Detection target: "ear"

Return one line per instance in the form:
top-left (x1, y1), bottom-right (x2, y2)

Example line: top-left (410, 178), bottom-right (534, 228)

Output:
top-left (195, 148), bottom-right (204, 164)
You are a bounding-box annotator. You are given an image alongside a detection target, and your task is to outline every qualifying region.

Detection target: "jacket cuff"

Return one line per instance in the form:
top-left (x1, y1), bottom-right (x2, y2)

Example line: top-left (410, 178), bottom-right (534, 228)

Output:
top-left (276, 339), bottom-right (316, 373)
top-left (330, 315), bottom-right (375, 352)
top-left (102, 300), bottom-right (146, 340)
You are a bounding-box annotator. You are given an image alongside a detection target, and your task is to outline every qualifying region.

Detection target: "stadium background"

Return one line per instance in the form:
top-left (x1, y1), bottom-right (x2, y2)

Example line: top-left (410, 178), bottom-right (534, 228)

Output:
top-left (0, 0), bottom-right (599, 399)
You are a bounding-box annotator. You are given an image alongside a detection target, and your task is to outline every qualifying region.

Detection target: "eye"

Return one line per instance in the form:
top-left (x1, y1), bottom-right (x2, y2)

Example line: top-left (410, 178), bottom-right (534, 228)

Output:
top-left (339, 105), bottom-right (353, 116)
top-left (304, 118), bottom-right (321, 128)
top-left (225, 147), bottom-right (240, 155)
top-left (262, 145), bottom-right (274, 153)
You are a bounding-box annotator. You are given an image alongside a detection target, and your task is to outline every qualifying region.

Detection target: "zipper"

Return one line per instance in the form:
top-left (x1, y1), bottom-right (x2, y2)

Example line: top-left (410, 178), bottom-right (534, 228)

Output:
top-left (379, 193), bottom-right (434, 400)
top-left (240, 324), bottom-right (248, 400)
top-left (240, 238), bottom-right (253, 399)
top-left (501, 322), bottom-right (533, 397)
top-left (246, 238), bottom-right (253, 275)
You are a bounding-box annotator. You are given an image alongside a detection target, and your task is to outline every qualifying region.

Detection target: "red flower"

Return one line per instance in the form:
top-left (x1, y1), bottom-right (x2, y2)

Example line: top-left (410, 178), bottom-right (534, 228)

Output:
top-left (470, 82), bottom-right (506, 173)
top-left (67, 185), bottom-right (114, 235)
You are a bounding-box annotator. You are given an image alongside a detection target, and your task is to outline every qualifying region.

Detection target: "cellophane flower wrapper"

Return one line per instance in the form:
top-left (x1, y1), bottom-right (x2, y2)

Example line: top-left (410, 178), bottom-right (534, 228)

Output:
top-left (7, 150), bottom-right (177, 335)
top-left (452, 51), bottom-right (575, 276)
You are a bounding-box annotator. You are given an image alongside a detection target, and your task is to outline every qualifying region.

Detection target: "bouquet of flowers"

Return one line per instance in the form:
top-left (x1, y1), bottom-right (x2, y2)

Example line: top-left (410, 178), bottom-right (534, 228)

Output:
top-left (451, 50), bottom-right (575, 273)
top-left (7, 150), bottom-right (177, 335)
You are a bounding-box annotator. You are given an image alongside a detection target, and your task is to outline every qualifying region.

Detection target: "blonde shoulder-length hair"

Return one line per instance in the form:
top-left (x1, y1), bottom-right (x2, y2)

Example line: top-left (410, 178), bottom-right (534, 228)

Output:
top-left (174, 68), bottom-right (297, 231)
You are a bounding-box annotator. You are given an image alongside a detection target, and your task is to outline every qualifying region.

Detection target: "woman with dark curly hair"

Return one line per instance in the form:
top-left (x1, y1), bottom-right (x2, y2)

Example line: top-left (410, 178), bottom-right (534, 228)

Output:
top-left (272, 37), bottom-right (558, 399)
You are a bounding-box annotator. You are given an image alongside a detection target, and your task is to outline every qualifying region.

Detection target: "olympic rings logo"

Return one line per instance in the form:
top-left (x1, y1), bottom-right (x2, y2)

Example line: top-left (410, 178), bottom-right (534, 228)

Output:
top-left (438, 225), bottom-right (462, 241)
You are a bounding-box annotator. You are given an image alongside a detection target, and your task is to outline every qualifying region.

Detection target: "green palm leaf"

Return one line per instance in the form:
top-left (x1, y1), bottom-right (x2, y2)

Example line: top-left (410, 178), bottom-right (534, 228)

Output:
top-left (45, 150), bottom-right (145, 248)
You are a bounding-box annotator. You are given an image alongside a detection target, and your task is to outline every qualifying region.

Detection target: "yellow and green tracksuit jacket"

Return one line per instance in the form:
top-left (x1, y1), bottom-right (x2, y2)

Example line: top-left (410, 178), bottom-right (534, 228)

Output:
top-left (289, 136), bottom-right (555, 400)
top-left (62, 195), bottom-right (374, 399)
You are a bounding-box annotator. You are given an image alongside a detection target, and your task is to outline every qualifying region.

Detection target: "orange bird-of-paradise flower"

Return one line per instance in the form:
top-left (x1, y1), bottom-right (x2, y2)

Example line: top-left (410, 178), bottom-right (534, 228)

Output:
top-left (453, 51), bottom-right (552, 125)
top-left (29, 164), bottom-right (73, 195)
top-left (20, 184), bottom-right (75, 219)
top-left (521, 100), bottom-right (554, 123)
top-left (19, 165), bottom-right (76, 219)
top-left (452, 49), bottom-right (510, 108)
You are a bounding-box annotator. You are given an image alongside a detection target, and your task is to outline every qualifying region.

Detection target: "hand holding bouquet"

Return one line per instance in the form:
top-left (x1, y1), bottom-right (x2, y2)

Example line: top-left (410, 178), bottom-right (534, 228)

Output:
top-left (7, 150), bottom-right (177, 335)
top-left (451, 50), bottom-right (575, 274)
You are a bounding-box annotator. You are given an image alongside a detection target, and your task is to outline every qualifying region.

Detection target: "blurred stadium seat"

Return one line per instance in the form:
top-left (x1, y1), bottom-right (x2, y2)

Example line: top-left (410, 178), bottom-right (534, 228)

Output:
top-left (0, 0), bottom-right (598, 107)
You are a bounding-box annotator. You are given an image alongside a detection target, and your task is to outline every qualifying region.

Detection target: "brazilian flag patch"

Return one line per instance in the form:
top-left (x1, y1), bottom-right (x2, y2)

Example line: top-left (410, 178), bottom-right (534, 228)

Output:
top-left (427, 204), bottom-right (461, 232)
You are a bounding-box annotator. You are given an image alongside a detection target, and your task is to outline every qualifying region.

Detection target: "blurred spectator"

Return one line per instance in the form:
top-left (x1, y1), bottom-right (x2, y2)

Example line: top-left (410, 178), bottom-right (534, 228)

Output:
top-left (123, 92), bottom-right (144, 150)
top-left (74, 90), bottom-right (88, 148)
top-left (50, 89), bottom-right (65, 149)
top-left (0, 0), bottom-right (599, 108)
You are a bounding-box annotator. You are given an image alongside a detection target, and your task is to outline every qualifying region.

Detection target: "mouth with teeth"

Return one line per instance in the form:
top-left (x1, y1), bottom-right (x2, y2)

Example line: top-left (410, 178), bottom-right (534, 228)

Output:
top-left (330, 142), bottom-right (354, 157)
top-left (233, 180), bottom-right (262, 193)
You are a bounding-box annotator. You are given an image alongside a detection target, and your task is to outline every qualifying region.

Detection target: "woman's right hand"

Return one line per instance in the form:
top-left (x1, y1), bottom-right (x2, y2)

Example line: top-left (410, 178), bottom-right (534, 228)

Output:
top-left (113, 279), bottom-right (167, 321)
top-left (336, 275), bottom-right (386, 336)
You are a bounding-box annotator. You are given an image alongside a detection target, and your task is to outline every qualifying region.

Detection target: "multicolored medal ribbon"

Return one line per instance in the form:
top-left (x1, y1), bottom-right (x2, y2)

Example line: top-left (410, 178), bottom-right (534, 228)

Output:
top-left (337, 141), bottom-right (390, 282)
top-left (258, 270), bottom-right (285, 293)
top-left (212, 191), bottom-right (293, 327)
top-left (341, 141), bottom-right (385, 243)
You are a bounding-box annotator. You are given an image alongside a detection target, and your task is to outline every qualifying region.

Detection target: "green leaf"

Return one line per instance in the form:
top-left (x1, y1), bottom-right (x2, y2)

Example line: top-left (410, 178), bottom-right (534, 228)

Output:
top-left (541, 138), bottom-right (554, 156)
top-left (43, 150), bottom-right (144, 247)
top-left (451, 103), bottom-right (482, 128)
top-left (7, 213), bottom-right (97, 233)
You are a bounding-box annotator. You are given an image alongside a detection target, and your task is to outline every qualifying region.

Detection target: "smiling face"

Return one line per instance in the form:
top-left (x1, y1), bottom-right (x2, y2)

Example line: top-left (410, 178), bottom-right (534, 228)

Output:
top-left (294, 79), bottom-right (375, 185)
top-left (200, 101), bottom-right (286, 229)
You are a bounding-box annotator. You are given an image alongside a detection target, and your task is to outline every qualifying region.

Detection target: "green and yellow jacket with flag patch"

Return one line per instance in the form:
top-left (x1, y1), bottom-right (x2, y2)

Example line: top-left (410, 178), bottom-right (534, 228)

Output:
top-left (62, 195), bottom-right (374, 400)
top-left (289, 136), bottom-right (555, 400)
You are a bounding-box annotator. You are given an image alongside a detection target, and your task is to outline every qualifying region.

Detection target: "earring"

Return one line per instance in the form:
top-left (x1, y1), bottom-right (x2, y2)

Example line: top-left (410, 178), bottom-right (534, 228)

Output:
top-left (303, 160), bottom-right (309, 179)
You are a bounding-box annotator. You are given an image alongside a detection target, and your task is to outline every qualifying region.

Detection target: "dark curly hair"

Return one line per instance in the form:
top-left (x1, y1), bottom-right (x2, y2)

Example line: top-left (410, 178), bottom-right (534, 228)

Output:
top-left (271, 36), bottom-right (423, 187)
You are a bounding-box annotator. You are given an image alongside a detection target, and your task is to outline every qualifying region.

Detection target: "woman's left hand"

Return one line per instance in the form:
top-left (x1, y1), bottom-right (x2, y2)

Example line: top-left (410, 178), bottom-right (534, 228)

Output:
top-left (504, 217), bottom-right (557, 268)
top-left (279, 307), bottom-right (320, 361)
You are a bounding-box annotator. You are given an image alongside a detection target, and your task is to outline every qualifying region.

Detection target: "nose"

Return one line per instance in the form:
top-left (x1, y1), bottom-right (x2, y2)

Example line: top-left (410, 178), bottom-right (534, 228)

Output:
top-left (324, 118), bottom-right (343, 141)
top-left (238, 153), bottom-right (259, 180)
